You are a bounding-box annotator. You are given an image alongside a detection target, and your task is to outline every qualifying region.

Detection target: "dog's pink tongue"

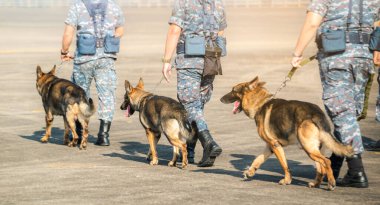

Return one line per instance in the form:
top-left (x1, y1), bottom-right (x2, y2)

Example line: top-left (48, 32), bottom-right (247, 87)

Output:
top-left (232, 101), bottom-right (240, 114)
top-left (125, 105), bottom-right (131, 118)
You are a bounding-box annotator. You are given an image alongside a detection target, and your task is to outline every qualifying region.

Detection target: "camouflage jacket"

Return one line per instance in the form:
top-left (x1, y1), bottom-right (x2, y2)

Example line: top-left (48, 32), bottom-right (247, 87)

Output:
top-left (169, 0), bottom-right (227, 69)
top-left (308, 0), bottom-right (380, 59)
top-left (65, 0), bottom-right (125, 64)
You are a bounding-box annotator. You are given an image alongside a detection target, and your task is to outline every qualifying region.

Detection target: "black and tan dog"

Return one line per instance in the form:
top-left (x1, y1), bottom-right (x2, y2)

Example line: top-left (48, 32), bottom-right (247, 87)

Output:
top-left (120, 78), bottom-right (195, 168)
top-left (221, 76), bottom-right (354, 190)
top-left (36, 65), bottom-right (95, 149)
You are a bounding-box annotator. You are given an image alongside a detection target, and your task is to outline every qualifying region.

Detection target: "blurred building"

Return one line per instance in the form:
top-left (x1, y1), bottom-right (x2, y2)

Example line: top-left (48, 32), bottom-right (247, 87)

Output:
top-left (0, 0), bottom-right (309, 8)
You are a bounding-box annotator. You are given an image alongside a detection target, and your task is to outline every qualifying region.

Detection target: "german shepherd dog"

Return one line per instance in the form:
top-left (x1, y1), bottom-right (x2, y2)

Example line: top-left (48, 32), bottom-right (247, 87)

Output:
top-left (36, 65), bottom-right (95, 149)
top-left (220, 77), bottom-right (354, 190)
top-left (120, 78), bottom-right (195, 168)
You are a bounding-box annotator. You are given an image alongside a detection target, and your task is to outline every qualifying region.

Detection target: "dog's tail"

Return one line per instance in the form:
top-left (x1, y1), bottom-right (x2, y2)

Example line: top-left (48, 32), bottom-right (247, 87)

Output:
top-left (320, 131), bottom-right (354, 157)
top-left (79, 98), bottom-right (95, 118)
top-left (180, 119), bottom-right (197, 143)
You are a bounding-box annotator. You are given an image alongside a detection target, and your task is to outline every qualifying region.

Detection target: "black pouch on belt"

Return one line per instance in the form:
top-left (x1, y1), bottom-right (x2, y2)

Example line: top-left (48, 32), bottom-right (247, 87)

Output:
top-left (203, 45), bottom-right (222, 77)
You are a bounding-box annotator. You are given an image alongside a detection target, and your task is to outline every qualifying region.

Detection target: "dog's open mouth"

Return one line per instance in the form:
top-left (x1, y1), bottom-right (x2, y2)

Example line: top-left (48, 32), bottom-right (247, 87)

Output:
top-left (124, 105), bottom-right (134, 117)
top-left (232, 101), bottom-right (242, 114)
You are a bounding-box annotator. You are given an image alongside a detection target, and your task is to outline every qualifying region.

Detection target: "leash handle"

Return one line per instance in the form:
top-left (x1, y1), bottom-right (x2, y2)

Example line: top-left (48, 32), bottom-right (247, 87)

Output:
top-left (287, 55), bottom-right (317, 80)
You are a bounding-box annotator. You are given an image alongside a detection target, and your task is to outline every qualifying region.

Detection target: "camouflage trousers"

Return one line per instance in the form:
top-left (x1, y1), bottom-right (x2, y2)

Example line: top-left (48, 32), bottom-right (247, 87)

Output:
top-left (319, 57), bottom-right (375, 154)
top-left (177, 68), bottom-right (215, 132)
top-left (71, 58), bottom-right (117, 122)
top-left (377, 68), bottom-right (380, 122)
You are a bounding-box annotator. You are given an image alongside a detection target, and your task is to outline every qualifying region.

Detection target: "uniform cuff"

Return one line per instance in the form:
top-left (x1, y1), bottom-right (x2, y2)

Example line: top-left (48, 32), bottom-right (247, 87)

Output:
top-left (168, 16), bottom-right (184, 29)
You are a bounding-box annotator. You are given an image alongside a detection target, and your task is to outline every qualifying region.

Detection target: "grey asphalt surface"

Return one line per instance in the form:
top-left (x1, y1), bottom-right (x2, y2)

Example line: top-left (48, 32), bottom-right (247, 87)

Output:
top-left (0, 7), bottom-right (379, 205)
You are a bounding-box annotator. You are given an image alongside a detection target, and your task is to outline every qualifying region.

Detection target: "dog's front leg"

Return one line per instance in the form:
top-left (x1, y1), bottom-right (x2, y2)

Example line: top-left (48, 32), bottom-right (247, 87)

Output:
top-left (244, 145), bottom-right (272, 179)
top-left (41, 111), bottom-right (54, 143)
top-left (271, 143), bottom-right (292, 185)
top-left (146, 129), bottom-right (158, 165)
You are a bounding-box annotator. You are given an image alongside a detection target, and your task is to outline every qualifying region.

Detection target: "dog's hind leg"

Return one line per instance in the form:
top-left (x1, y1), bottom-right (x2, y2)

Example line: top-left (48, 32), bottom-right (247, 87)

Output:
top-left (66, 110), bottom-right (79, 147)
top-left (243, 145), bottom-right (273, 179)
top-left (169, 146), bottom-right (179, 167)
top-left (77, 117), bottom-right (89, 150)
top-left (41, 110), bottom-right (54, 143)
top-left (146, 129), bottom-right (159, 165)
top-left (298, 120), bottom-right (335, 191)
top-left (62, 116), bottom-right (70, 145)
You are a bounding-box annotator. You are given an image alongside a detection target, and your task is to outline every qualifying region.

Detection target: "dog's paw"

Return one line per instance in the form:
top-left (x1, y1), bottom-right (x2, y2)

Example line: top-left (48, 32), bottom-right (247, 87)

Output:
top-left (243, 169), bottom-right (255, 179)
top-left (68, 142), bottom-right (75, 147)
top-left (327, 181), bottom-right (336, 191)
top-left (150, 159), bottom-right (158, 166)
top-left (40, 136), bottom-right (49, 143)
top-left (308, 182), bottom-right (319, 188)
top-left (279, 178), bottom-right (292, 185)
top-left (168, 161), bottom-right (176, 167)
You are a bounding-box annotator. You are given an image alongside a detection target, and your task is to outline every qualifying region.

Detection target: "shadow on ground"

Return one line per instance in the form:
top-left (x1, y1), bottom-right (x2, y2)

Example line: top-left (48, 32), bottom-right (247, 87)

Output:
top-left (103, 141), bottom-right (174, 166)
top-left (19, 127), bottom-right (96, 146)
top-left (193, 153), bottom-right (316, 187)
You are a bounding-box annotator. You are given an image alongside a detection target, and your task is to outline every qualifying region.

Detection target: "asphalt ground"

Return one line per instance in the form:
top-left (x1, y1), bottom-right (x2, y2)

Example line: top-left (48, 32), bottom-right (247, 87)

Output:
top-left (0, 7), bottom-right (379, 205)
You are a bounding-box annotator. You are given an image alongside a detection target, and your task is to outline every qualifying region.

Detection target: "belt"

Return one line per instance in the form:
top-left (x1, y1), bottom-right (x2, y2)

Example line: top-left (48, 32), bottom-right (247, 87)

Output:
top-left (96, 38), bottom-right (104, 48)
top-left (347, 32), bottom-right (370, 44)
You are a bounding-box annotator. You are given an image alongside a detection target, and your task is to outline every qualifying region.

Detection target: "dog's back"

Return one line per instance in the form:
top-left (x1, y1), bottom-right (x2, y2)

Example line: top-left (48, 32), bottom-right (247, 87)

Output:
top-left (141, 96), bottom-right (194, 141)
top-left (257, 99), bottom-right (352, 156)
top-left (41, 76), bottom-right (94, 117)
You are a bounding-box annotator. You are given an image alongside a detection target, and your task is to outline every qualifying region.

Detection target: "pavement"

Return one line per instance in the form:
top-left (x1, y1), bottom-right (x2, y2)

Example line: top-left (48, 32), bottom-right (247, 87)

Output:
top-left (0, 7), bottom-right (379, 205)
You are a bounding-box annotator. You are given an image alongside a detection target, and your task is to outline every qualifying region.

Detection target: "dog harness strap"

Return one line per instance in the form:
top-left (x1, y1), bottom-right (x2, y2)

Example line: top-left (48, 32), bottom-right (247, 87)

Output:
top-left (136, 94), bottom-right (154, 111)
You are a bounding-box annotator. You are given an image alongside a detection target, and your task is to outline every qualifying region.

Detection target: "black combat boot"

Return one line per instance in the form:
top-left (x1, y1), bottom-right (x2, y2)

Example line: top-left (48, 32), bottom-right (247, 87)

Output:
top-left (95, 120), bottom-right (111, 146)
top-left (329, 153), bottom-right (344, 179)
top-left (337, 154), bottom-right (368, 188)
top-left (197, 130), bottom-right (222, 167)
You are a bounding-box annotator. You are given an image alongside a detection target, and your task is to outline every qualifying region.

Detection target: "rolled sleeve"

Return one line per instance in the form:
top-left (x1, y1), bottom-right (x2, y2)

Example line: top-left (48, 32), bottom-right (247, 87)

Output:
top-left (64, 2), bottom-right (78, 26)
top-left (307, 0), bottom-right (329, 17)
top-left (168, 0), bottom-right (185, 28)
top-left (219, 9), bottom-right (227, 30)
top-left (115, 4), bottom-right (125, 27)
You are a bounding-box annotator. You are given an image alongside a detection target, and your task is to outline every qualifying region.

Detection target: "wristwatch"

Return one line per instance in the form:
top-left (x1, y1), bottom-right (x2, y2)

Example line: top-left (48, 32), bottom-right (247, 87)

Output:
top-left (161, 57), bottom-right (171, 64)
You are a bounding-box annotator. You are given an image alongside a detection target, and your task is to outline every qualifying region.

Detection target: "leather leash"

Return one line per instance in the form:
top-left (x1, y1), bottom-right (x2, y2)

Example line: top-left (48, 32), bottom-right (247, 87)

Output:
top-left (271, 55), bottom-right (317, 99)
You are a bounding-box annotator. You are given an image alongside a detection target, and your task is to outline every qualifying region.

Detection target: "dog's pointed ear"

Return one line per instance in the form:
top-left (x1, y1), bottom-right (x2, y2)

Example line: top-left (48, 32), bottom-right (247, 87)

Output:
top-left (137, 77), bottom-right (144, 89)
top-left (248, 76), bottom-right (259, 90)
top-left (257, 82), bottom-right (266, 87)
top-left (36, 65), bottom-right (43, 79)
top-left (125, 80), bottom-right (133, 92)
top-left (48, 65), bottom-right (56, 75)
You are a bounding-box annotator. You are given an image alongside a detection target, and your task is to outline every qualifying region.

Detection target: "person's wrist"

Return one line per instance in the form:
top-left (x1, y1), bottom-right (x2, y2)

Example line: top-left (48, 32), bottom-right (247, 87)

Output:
top-left (61, 49), bottom-right (69, 56)
top-left (161, 57), bottom-right (171, 64)
top-left (292, 52), bottom-right (302, 58)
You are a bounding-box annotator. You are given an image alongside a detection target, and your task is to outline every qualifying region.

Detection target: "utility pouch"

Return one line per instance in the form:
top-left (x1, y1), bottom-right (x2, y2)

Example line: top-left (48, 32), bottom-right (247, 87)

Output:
top-left (104, 34), bottom-right (120, 53)
top-left (369, 27), bottom-right (380, 51)
top-left (77, 32), bottom-right (96, 55)
top-left (203, 45), bottom-right (222, 77)
top-left (321, 30), bottom-right (346, 54)
top-left (185, 35), bottom-right (206, 56)
top-left (215, 36), bottom-right (227, 57)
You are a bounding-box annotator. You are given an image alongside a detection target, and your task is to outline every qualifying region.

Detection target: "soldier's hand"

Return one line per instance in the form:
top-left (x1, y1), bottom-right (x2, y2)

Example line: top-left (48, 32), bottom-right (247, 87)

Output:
top-left (374, 51), bottom-right (380, 66)
top-left (291, 56), bottom-right (303, 68)
top-left (162, 63), bottom-right (172, 83)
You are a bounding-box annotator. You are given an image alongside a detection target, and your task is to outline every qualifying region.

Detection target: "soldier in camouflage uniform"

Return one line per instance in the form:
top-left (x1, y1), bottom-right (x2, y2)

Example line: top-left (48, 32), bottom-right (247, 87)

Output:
top-left (162, 0), bottom-right (227, 167)
top-left (291, 0), bottom-right (380, 188)
top-left (61, 0), bottom-right (125, 146)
